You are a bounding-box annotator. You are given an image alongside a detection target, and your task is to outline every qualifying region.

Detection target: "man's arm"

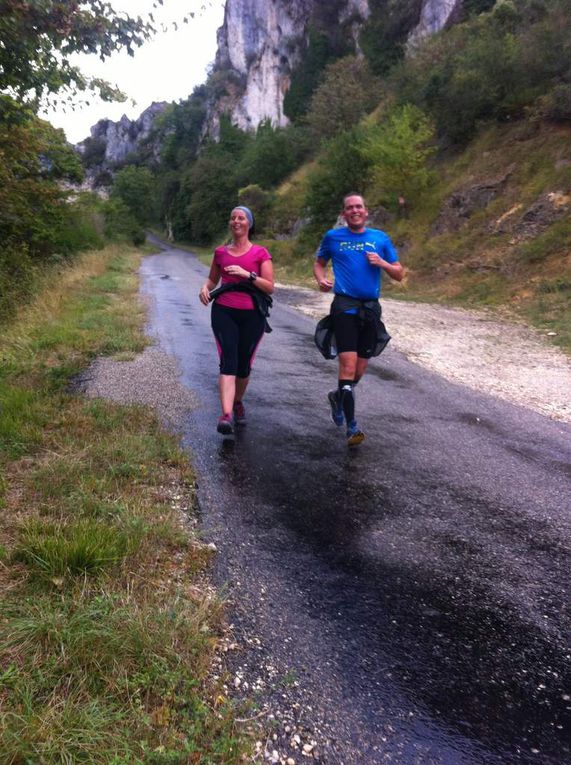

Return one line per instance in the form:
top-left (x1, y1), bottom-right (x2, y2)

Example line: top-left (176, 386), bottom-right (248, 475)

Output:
top-left (380, 258), bottom-right (404, 282)
top-left (366, 243), bottom-right (404, 282)
top-left (314, 256), bottom-right (333, 292)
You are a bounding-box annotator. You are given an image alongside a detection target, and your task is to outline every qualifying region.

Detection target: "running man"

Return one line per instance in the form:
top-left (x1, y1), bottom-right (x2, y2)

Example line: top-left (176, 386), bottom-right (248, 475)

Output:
top-left (313, 193), bottom-right (403, 446)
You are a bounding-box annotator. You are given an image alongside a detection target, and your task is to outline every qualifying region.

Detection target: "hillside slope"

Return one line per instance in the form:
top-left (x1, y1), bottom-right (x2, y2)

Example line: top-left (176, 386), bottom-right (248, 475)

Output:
top-left (271, 120), bottom-right (571, 349)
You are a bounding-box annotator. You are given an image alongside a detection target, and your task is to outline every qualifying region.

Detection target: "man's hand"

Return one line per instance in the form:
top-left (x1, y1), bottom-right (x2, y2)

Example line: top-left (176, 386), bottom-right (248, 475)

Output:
top-left (314, 257), bottom-right (333, 291)
top-left (366, 253), bottom-right (404, 282)
top-left (317, 277), bottom-right (333, 292)
top-left (366, 251), bottom-right (384, 267)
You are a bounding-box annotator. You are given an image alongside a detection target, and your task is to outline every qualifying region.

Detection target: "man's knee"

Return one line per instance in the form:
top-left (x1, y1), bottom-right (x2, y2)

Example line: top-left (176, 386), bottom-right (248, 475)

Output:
top-left (339, 354), bottom-right (358, 379)
top-left (356, 358), bottom-right (369, 380)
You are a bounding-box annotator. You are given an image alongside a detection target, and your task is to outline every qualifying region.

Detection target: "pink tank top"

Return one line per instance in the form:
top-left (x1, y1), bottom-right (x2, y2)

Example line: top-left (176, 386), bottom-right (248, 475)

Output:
top-left (213, 244), bottom-right (272, 309)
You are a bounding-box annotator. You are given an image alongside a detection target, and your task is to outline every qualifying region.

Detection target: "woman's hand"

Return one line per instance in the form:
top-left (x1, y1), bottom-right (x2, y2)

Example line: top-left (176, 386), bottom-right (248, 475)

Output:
top-left (224, 264), bottom-right (250, 279)
top-left (199, 283), bottom-right (211, 305)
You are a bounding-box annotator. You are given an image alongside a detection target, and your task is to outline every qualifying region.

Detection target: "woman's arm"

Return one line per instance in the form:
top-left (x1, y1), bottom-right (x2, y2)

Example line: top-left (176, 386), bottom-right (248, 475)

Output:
top-left (255, 258), bottom-right (274, 295)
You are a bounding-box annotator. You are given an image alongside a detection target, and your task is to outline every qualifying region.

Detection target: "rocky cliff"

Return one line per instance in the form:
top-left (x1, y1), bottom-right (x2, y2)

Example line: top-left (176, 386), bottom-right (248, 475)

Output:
top-left (208, 0), bottom-right (464, 133)
top-left (75, 101), bottom-right (168, 185)
top-left (408, 0), bottom-right (463, 47)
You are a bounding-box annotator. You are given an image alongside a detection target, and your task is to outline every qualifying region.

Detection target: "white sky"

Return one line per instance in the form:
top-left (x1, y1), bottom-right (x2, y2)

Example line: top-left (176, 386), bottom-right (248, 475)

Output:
top-left (40, 1), bottom-right (226, 144)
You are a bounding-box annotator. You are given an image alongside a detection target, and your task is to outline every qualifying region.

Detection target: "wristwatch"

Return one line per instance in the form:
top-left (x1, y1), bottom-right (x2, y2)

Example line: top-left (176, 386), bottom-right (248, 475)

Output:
top-left (249, 271), bottom-right (258, 282)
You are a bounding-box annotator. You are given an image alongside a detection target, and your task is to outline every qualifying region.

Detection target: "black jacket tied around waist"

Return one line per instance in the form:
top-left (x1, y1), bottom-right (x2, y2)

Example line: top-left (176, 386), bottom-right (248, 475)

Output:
top-left (314, 294), bottom-right (390, 359)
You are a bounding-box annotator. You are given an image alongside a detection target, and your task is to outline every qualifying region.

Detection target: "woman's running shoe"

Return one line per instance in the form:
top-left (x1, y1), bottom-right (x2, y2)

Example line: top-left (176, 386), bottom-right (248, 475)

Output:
top-left (233, 401), bottom-right (246, 425)
top-left (328, 390), bottom-right (344, 426)
top-left (217, 414), bottom-right (234, 435)
top-left (346, 421), bottom-right (365, 446)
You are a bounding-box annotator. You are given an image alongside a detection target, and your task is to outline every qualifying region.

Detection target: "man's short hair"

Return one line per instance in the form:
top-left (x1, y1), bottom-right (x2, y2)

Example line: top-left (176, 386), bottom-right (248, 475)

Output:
top-left (342, 192), bottom-right (367, 208)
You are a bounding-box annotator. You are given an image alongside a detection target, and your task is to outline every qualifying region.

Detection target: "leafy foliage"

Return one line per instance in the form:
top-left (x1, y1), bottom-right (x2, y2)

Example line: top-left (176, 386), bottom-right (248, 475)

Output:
top-left (0, 0), bottom-right (153, 110)
top-left (80, 136), bottom-right (107, 168)
top-left (305, 126), bottom-right (372, 232)
top-left (237, 184), bottom-right (274, 233)
top-left (0, 118), bottom-right (83, 256)
top-left (391, 0), bottom-right (571, 142)
top-left (111, 165), bottom-right (155, 225)
top-left (157, 85), bottom-right (209, 171)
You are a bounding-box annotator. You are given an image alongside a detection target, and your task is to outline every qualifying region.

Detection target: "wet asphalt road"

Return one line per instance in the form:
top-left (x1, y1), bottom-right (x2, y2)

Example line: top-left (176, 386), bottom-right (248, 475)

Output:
top-left (141, 240), bottom-right (570, 765)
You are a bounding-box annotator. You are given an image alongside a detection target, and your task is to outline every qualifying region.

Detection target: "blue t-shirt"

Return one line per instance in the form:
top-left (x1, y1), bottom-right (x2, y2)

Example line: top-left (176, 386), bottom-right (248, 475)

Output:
top-left (316, 227), bottom-right (398, 300)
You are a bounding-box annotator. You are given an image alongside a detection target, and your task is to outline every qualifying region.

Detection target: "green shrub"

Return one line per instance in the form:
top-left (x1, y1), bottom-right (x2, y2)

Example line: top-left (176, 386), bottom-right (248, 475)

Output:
top-left (360, 0), bottom-right (422, 76)
top-left (539, 84), bottom-right (571, 123)
top-left (102, 198), bottom-right (145, 246)
top-left (391, 0), bottom-right (571, 143)
top-left (80, 136), bottom-right (107, 168)
top-left (364, 104), bottom-right (436, 208)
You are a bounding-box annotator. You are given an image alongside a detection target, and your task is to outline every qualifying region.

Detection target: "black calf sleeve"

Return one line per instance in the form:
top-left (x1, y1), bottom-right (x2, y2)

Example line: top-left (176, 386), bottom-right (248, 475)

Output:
top-left (338, 379), bottom-right (355, 424)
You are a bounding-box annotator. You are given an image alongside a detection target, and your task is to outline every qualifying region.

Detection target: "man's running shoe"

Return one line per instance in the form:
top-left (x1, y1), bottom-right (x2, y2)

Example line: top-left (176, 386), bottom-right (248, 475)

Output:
top-left (217, 414), bottom-right (234, 435)
top-left (328, 390), bottom-right (344, 426)
top-left (346, 421), bottom-right (365, 447)
top-left (233, 401), bottom-right (246, 426)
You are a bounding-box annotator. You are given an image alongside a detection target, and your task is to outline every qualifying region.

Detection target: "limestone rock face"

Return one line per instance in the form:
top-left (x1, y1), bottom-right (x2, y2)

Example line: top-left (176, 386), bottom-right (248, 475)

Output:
top-left (209, 0), bottom-right (370, 133)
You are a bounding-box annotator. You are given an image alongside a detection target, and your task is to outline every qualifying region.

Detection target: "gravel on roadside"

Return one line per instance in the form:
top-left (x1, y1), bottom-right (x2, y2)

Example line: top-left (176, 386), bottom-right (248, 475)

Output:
top-left (277, 284), bottom-right (571, 425)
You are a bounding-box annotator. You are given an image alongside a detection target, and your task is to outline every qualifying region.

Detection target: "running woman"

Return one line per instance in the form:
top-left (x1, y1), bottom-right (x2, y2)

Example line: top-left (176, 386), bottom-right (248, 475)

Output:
top-left (199, 205), bottom-right (274, 435)
top-left (313, 193), bottom-right (403, 446)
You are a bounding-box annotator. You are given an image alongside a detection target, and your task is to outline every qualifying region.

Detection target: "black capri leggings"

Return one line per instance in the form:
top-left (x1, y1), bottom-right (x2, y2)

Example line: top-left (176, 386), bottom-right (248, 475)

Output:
top-left (211, 302), bottom-right (266, 378)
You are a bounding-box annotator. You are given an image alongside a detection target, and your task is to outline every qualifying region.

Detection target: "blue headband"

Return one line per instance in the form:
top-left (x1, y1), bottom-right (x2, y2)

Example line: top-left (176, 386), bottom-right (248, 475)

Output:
top-left (234, 206), bottom-right (254, 227)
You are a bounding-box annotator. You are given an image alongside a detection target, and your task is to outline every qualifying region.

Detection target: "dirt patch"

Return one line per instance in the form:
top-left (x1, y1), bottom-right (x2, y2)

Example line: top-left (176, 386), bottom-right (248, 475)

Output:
top-left (279, 284), bottom-right (571, 424)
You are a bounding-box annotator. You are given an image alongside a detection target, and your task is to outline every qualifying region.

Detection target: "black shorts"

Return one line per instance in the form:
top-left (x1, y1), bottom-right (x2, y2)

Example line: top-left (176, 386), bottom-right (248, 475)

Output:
top-left (332, 310), bottom-right (377, 358)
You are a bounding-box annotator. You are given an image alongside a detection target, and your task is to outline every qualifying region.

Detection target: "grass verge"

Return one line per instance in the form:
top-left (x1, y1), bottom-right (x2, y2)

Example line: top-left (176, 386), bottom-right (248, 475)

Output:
top-left (0, 245), bottom-right (247, 763)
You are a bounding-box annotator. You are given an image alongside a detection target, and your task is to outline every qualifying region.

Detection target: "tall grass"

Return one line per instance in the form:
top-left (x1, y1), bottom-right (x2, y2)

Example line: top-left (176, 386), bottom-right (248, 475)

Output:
top-left (0, 245), bottom-right (247, 763)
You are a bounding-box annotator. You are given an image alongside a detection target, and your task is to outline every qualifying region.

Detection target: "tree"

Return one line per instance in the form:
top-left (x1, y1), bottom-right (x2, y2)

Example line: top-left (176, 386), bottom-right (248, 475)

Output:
top-left (111, 166), bottom-right (155, 225)
top-left (283, 28), bottom-right (336, 122)
top-left (360, 0), bottom-right (423, 76)
top-left (364, 104), bottom-right (436, 207)
top-left (0, 118), bottom-right (84, 255)
top-left (237, 185), bottom-right (274, 233)
top-left (306, 56), bottom-right (383, 142)
top-left (186, 153), bottom-right (238, 243)
top-left (235, 121), bottom-right (311, 188)
top-left (0, 0), bottom-right (154, 113)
